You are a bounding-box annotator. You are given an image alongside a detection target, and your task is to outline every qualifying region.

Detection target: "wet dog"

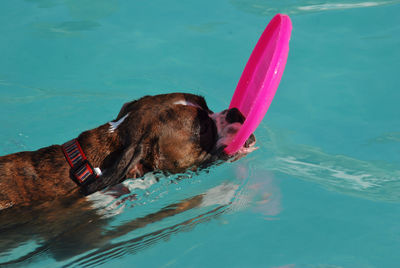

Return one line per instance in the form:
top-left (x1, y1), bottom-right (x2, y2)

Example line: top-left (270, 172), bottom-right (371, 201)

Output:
top-left (0, 93), bottom-right (255, 210)
top-left (0, 93), bottom-right (255, 263)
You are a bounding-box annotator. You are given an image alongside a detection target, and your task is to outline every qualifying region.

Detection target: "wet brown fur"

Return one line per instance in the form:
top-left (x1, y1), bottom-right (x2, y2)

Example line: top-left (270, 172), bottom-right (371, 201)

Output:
top-left (0, 93), bottom-right (251, 264)
top-left (0, 93), bottom-right (221, 210)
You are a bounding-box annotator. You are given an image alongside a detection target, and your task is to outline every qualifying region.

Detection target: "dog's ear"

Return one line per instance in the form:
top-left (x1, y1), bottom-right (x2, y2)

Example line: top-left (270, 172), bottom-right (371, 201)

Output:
top-left (117, 95), bottom-right (152, 120)
top-left (116, 100), bottom-right (137, 120)
top-left (83, 143), bottom-right (145, 195)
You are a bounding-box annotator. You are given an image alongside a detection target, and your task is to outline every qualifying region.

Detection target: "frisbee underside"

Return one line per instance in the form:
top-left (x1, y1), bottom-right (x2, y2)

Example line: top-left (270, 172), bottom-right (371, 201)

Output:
top-left (224, 14), bottom-right (292, 155)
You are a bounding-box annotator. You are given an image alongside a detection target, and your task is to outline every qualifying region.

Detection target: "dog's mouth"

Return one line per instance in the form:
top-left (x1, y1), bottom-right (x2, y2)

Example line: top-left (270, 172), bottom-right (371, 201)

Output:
top-left (211, 108), bottom-right (257, 156)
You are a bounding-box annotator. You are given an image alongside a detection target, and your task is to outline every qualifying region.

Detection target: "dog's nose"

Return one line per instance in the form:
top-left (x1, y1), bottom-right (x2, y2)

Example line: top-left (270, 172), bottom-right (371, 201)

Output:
top-left (226, 108), bottom-right (245, 124)
top-left (245, 133), bottom-right (256, 148)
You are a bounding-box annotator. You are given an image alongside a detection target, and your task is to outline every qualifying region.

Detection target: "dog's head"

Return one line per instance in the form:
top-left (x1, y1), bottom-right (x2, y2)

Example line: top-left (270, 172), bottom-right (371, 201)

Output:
top-left (84, 93), bottom-right (255, 194)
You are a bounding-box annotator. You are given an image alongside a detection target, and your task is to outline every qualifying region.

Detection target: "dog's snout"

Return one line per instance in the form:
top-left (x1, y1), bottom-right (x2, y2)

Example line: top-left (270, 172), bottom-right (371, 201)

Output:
top-left (225, 108), bottom-right (245, 124)
top-left (245, 133), bottom-right (256, 148)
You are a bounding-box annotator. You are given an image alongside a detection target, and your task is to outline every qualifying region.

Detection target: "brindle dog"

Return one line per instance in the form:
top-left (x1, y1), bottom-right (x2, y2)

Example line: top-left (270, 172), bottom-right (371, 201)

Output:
top-left (0, 93), bottom-right (255, 264)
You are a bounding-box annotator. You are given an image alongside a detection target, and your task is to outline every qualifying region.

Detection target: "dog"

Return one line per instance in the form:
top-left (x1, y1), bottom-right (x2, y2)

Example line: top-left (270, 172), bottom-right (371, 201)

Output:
top-left (0, 93), bottom-right (255, 210)
top-left (0, 93), bottom-right (255, 264)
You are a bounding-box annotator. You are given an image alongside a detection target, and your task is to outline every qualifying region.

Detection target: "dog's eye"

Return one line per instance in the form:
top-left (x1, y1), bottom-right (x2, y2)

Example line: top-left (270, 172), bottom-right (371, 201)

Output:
top-left (196, 109), bottom-right (218, 152)
top-left (200, 120), bottom-right (210, 135)
top-left (200, 117), bottom-right (215, 136)
top-left (200, 116), bottom-right (217, 143)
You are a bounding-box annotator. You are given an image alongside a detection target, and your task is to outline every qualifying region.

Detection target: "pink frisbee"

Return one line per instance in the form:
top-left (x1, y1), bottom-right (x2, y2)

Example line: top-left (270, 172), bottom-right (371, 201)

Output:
top-left (224, 14), bottom-right (292, 155)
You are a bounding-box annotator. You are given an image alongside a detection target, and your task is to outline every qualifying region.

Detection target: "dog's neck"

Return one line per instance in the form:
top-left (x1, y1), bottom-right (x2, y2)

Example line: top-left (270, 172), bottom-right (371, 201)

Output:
top-left (0, 123), bottom-right (137, 210)
top-left (75, 124), bottom-right (124, 172)
top-left (73, 122), bottom-right (149, 192)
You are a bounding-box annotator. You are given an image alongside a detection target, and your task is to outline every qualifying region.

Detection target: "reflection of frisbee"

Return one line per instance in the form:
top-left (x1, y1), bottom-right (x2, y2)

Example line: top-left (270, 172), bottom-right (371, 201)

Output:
top-left (224, 14), bottom-right (292, 155)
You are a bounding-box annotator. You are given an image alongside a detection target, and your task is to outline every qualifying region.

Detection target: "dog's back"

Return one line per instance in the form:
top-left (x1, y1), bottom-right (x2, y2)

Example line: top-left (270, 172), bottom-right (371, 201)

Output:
top-left (0, 146), bottom-right (76, 209)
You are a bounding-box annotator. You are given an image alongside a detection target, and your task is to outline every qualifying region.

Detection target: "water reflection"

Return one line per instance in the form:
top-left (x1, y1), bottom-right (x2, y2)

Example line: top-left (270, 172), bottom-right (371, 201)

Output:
top-left (0, 166), bottom-right (281, 266)
top-left (65, 203), bottom-right (228, 267)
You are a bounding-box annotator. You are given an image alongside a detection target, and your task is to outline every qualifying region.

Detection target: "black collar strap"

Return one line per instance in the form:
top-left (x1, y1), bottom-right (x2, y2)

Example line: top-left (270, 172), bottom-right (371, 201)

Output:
top-left (62, 139), bottom-right (98, 186)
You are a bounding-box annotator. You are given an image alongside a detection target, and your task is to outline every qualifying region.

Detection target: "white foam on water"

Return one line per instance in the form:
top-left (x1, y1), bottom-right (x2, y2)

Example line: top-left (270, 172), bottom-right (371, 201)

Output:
top-left (298, 2), bottom-right (382, 11)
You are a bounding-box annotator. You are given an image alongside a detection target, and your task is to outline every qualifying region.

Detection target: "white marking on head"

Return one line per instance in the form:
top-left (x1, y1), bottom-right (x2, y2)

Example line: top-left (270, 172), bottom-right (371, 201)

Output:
top-left (174, 100), bottom-right (188, 106)
top-left (174, 100), bottom-right (201, 109)
top-left (108, 113), bottom-right (129, 133)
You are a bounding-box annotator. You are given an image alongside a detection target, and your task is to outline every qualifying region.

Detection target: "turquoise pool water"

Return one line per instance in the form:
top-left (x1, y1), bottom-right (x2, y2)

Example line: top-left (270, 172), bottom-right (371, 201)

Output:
top-left (1, 0), bottom-right (400, 267)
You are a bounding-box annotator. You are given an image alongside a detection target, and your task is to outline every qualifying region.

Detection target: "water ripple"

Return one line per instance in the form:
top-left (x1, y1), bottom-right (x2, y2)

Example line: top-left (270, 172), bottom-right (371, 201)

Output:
top-left (64, 205), bottom-right (228, 268)
top-left (229, 0), bottom-right (400, 16)
top-left (298, 2), bottom-right (383, 11)
top-left (259, 127), bottom-right (400, 202)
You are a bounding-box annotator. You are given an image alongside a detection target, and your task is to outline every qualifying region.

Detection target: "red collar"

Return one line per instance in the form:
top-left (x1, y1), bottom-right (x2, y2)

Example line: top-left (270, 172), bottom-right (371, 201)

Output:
top-left (62, 139), bottom-right (98, 186)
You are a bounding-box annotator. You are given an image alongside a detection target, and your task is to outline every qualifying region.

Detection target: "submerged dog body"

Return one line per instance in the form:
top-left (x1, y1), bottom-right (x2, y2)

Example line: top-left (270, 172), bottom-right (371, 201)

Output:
top-left (0, 93), bottom-right (256, 263)
top-left (0, 93), bottom-right (255, 211)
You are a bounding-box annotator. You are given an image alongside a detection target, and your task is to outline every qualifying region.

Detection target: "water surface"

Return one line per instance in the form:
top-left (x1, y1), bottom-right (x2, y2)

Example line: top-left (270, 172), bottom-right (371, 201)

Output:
top-left (1, 0), bottom-right (399, 267)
